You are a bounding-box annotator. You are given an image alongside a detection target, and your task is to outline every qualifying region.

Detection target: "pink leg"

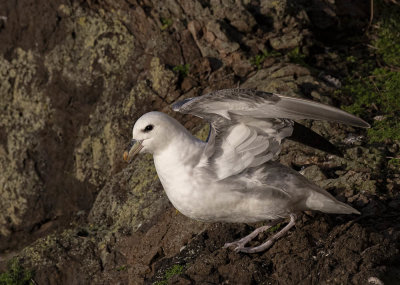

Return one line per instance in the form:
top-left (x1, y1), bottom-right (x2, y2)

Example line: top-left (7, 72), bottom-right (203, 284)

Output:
top-left (238, 214), bottom-right (297, 254)
top-left (223, 219), bottom-right (282, 252)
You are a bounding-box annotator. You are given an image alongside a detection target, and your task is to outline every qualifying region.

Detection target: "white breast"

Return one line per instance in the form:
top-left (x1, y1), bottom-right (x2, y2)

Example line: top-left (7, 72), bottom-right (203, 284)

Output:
top-left (153, 138), bottom-right (207, 217)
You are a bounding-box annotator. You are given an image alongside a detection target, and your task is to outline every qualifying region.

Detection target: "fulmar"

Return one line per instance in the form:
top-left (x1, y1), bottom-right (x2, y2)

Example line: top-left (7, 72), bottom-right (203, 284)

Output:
top-left (123, 89), bottom-right (369, 253)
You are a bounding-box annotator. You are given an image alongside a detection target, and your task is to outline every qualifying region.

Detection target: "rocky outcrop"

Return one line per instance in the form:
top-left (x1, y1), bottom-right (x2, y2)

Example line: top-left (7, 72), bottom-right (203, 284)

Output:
top-left (0, 0), bottom-right (399, 284)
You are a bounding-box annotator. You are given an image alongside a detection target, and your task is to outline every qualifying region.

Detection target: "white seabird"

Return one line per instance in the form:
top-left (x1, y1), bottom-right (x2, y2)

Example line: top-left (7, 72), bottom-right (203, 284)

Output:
top-left (124, 89), bottom-right (369, 253)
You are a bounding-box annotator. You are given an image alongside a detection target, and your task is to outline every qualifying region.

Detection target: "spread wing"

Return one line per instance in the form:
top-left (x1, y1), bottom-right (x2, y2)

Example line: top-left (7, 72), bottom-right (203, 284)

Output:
top-left (172, 89), bottom-right (369, 180)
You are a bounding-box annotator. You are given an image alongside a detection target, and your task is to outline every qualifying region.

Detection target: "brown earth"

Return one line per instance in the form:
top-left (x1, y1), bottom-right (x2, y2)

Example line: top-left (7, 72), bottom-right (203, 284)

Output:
top-left (0, 0), bottom-right (399, 284)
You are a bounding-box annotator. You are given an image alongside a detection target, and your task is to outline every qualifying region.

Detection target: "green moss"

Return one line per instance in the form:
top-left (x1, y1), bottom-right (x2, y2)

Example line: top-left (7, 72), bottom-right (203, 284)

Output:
top-left (339, 2), bottom-right (400, 143)
top-left (160, 18), bottom-right (173, 31)
top-left (172, 64), bottom-right (190, 77)
top-left (367, 118), bottom-right (400, 143)
top-left (346, 55), bottom-right (357, 63)
top-left (374, 3), bottom-right (400, 66)
top-left (287, 47), bottom-right (306, 65)
top-left (341, 68), bottom-right (400, 143)
top-left (250, 49), bottom-right (281, 69)
top-left (268, 223), bottom-right (282, 233)
top-left (388, 158), bottom-right (400, 168)
top-left (116, 265), bottom-right (127, 272)
top-left (153, 264), bottom-right (185, 285)
top-left (165, 264), bottom-right (184, 280)
top-left (0, 258), bottom-right (34, 285)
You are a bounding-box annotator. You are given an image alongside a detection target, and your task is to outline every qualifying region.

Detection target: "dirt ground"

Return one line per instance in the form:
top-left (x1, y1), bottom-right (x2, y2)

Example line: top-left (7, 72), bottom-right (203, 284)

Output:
top-left (0, 0), bottom-right (399, 284)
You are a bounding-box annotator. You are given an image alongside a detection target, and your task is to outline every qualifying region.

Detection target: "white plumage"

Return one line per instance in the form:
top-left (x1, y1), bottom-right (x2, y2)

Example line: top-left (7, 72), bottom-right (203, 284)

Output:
top-left (124, 89), bottom-right (369, 253)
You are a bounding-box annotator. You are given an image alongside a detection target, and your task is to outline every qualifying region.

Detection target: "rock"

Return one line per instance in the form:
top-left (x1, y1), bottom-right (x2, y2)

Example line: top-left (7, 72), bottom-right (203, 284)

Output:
top-left (241, 63), bottom-right (315, 96)
top-left (210, 0), bottom-right (257, 33)
top-left (300, 165), bottom-right (327, 182)
top-left (0, 48), bottom-right (51, 245)
top-left (270, 32), bottom-right (304, 50)
top-left (189, 19), bottom-right (240, 58)
top-left (0, 0), bottom-right (399, 284)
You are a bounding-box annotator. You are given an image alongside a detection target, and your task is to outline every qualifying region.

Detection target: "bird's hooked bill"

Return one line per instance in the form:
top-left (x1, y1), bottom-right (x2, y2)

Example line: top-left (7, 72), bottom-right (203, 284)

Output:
top-left (123, 139), bottom-right (143, 162)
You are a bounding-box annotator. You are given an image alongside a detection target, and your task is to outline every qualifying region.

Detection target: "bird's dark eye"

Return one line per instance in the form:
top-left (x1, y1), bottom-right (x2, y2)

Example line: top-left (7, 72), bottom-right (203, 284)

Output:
top-left (144, 124), bottom-right (154, 132)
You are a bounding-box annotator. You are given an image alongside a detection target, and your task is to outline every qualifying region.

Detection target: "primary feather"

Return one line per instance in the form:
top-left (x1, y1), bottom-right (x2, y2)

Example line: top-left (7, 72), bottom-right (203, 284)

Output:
top-left (172, 89), bottom-right (368, 180)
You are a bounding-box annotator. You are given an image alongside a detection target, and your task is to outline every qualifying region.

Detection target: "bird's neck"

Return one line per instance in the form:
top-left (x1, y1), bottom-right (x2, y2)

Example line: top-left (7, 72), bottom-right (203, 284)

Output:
top-left (153, 131), bottom-right (205, 191)
top-left (154, 131), bottom-right (204, 169)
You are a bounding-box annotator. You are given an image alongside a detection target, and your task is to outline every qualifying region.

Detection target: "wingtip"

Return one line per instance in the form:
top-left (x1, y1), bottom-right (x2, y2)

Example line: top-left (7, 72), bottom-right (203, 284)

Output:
top-left (341, 203), bottom-right (361, 215)
top-left (356, 119), bottom-right (371, 129)
top-left (351, 120), bottom-right (370, 129)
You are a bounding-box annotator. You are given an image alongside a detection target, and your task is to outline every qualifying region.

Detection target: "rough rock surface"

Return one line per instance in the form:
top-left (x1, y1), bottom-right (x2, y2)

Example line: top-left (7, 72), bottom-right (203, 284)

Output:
top-left (0, 0), bottom-right (399, 284)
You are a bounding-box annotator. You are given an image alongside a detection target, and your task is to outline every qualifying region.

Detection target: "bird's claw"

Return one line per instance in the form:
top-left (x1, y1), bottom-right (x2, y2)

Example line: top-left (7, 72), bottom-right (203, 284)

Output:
top-left (229, 245), bottom-right (258, 253)
top-left (234, 246), bottom-right (243, 253)
top-left (235, 247), bottom-right (254, 253)
top-left (224, 241), bottom-right (246, 253)
top-left (223, 242), bottom-right (236, 248)
top-left (224, 241), bottom-right (264, 253)
top-left (223, 241), bottom-right (246, 252)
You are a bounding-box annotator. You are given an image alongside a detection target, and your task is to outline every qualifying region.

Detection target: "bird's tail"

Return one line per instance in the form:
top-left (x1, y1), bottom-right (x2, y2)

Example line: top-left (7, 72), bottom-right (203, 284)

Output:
top-left (306, 191), bottom-right (360, 215)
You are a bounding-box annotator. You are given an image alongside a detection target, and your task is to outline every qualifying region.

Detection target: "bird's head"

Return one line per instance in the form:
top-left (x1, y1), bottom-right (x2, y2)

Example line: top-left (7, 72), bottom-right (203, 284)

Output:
top-left (123, 111), bottom-right (183, 162)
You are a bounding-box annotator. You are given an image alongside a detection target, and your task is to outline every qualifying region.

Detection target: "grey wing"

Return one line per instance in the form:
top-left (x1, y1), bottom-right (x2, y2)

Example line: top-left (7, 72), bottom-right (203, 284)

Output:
top-left (172, 89), bottom-right (369, 180)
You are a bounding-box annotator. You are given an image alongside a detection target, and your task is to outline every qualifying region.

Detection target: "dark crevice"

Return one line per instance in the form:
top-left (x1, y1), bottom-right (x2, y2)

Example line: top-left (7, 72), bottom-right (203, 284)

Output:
top-left (29, 218), bottom-right (53, 234)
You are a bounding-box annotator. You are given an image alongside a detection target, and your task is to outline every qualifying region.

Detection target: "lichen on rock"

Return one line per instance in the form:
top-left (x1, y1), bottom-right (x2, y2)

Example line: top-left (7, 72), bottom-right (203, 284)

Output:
top-left (45, 6), bottom-right (135, 87)
top-left (0, 48), bottom-right (51, 239)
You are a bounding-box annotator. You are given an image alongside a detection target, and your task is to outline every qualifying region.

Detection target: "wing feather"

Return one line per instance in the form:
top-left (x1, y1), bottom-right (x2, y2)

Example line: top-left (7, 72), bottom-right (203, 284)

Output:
top-left (236, 129), bottom-right (258, 152)
top-left (174, 89), bottom-right (370, 128)
top-left (225, 124), bottom-right (251, 148)
top-left (172, 89), bottom-right (369, 180)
